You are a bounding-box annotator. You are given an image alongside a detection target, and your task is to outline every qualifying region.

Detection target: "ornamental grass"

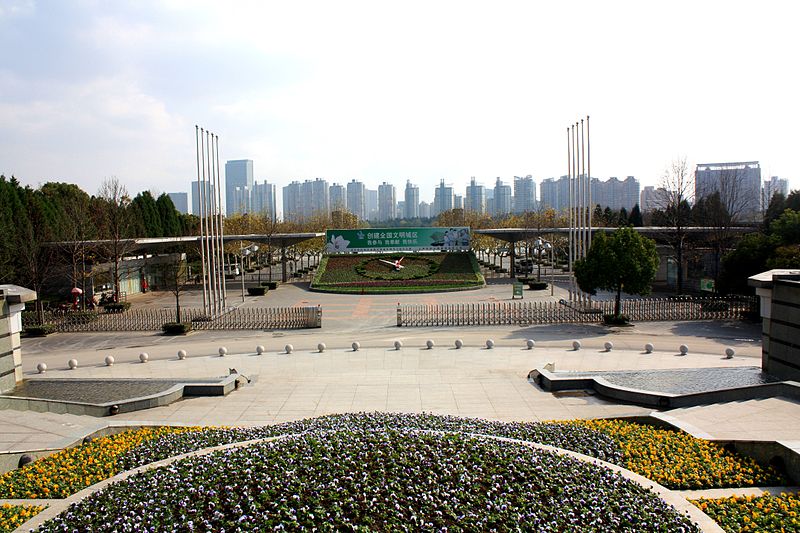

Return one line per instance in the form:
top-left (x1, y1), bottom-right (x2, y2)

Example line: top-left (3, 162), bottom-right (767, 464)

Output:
top-left (0, 503), bottom-right (45, 533)
top-left (0, 426), bottom-right (202, 499)
top-left (562, 419), bottom-right (785, 490)
top-left (693, 492), bottom-right (800, 532)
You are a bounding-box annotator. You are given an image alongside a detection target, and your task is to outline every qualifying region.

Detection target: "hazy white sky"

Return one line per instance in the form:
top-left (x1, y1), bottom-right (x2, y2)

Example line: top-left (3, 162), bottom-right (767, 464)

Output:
top-left (1, 0), bottom-right (798, 214)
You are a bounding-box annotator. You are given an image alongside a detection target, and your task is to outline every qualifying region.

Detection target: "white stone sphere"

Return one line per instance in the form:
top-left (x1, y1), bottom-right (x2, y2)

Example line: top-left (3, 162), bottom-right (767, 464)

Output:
top-left (526, 339), bottom-right (535, 350)
top-left (104, 355), bottom-right (115, 366)
top-left (318, 343), bottom-right (326, 353)
top-left (455, 339), bottom-right (463, 349)
top-left (36, 362), bottom-right (47, 373)
top-left (604, 341), bottom-right (613, 352)
top-left (725, 347), bottom-right (735, 359)
top-left (352, 341), bottom-right (360, 351)
top-left (679, 344), bottom-right (689, 355)
top-left (139, 352), bottom-right (149, 363)
top-left (285, 344), bottom-right (293, 354)
top-left (644, 343), bottom-right (654, 354)
top-left (68, 359), bottom-right (78, 370)
top-left (572, 340), bottom-right (581, 351)
top-left (256, 345), bottom-right (265, 355)
top-left (177, 349), bottom-right (187, 360)
top-left (426, 339), bottom-right (435, 349)
top-left (486, 339), bottom-right (494, 349)
top-left (394, 340), bottom-right (403, 350)
top-left (218, 346), bottom-right (228, 357)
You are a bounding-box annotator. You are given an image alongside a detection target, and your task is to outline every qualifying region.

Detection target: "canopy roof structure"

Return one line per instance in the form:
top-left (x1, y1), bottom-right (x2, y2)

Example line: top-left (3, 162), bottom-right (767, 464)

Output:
top-left (52, 233), bottom-right (324, 254)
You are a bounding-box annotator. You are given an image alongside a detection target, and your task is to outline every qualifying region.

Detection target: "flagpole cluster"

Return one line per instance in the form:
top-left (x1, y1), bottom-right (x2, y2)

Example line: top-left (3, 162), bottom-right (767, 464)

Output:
top-left (195, 125), bottom-right (227, 317)
top-left (567, 115), bottom-right (591, 305)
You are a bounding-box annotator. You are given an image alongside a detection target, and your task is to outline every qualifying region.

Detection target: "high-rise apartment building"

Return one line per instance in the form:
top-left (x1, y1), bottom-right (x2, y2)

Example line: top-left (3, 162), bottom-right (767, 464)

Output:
top-left (465, 177), bottom-right (486, 214)
top-left (251, 181), bottom-right (276, 221)
top-left (404, 180), bottom-right (419, 219)
top-left (301, 178), bottom-right (330, 218)
top-left (640, 185), bottom-right (669, 213)
top-left (329, 183), bottom-right (347, 211)
top-left (225, 160), bottom-right (253, 216)
top-left (763, 176), bottom-right (789, 206)
top-left (419, 201), bottom-right (431, 219)
top-left (167, 192), bottom-right (188, 214)
top-left (493, 177), bottom-right (512, 217)
top-left (539, 175), bottom-right (639, 212)
top-left (513, 175), bottom-right (536, 213)
top-left (378, 182), bottom-right (396, 221)
top-left (282, 181), bottom-right (303, 222)
top-left (433, 180), bottom-right (454, 217)
top-left (695, 162), bottom-right (761, 221)
top-left (191, 180), bottom-right (215, 216)
top-left (539, 176), bottom-right (569, 212)
top-left (346, 180), bottom-right (366, 220)
top-left (454, 195), bottom-right (463, 210)
top-left (366, 189), bottom-right (378, 221)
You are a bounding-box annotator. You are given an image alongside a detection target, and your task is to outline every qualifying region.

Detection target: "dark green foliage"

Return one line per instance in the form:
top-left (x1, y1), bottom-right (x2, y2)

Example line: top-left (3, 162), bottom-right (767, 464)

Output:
top-left (23, 324), bottom-right (55, 337)
top-left (527, 281), bottom-right (548, 290)
top-left (602, 314), bottom-right (630, 326)
top-left (247, 287), bottom-right (266, 296)
top-left (574, 227), bottom-right (659, 317)
top-left (155, 194), bottom-right (181, 237)
top-left (260, 281), bottom-right (278, 290)
top-left (627, 204), bottom-right (643, 227)
top-left (102, 302), bottom-right (131, 313)
top-left (162, 322), bottom-right (191, 335)
top-left (770, 209), bottom-right (800, 245)
top-left (718, 233), bottom-right (774, 294)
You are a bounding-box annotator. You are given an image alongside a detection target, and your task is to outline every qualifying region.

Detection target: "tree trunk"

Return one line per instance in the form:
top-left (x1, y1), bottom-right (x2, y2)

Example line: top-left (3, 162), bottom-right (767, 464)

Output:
top-left (175, 293), bottom-right (181, 323)
top-left (676, 238), bottom-right (684, 294)
top-left (615, 285), bottom-right (622, 317)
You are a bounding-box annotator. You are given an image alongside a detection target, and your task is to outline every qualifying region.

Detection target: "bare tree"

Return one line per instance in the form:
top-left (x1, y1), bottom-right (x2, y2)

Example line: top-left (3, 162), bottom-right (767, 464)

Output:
top-left (97, 177), bottom-right (135, 302)
top-left (652, 157), bottom-right (694, 294)
top-left (160, 253), bottom-right (191, 323)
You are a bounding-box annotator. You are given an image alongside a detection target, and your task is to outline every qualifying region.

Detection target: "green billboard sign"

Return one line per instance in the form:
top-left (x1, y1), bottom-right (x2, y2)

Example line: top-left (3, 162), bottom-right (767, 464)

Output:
top-left (325, 227), bottom-right (471, 253)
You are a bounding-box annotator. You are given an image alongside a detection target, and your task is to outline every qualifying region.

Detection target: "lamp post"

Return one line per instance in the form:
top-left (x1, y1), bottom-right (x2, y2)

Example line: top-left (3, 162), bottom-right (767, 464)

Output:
top-left (533, 238), bottom-right (552, 282)
top-left (240, 244), bottom-right (259, 302)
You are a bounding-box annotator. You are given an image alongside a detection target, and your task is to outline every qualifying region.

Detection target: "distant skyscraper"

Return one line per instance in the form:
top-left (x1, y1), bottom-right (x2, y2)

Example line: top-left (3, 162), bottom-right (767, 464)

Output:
top-left (591, 176), bottom-right (639, 212)
top-left (539, 177), bottom-right (569, 211)
top-left (695, 162), bottom-right (761, 221)
top-left (232, 186), bottom-right (251, 214)
top-left (433, 180), bottom-right (454, 216)
top-left (225, 160), bottom-right (253, 216)
top-left (640, 185), bottom-right (669, 213)
top-left (252, 181), bottom-right (276, 221)
top-left (329, 183), bottom-right (347, 211)
top-left (513, 175), bottom-right (536, 213)
top-left (378, 182), bottom-right (396, 221)
top-left (465, 177), bottom-right (486, 214)
top-left (346, 180), bottom-right (366, 220)
top-left (454, 195), bottom-right (463, 210)
top-left (404, 180), bottom-right (419, 219)
top-left (763, 176), bottom-right (789, 207)
top-left (419, 201), bottom-right (431, 219)
top-left (191, 179), bottom-right (215, 216)
top-left (282, 181), bottom-right (303, 222)
top-left (301, 178), bottom-right (330, 218)
top-left (167, 192), bottom-right (188, 214)
top-left (366, 189), bottom-right (378, 221)
top-left (493, 177), bottom-right (512, 216)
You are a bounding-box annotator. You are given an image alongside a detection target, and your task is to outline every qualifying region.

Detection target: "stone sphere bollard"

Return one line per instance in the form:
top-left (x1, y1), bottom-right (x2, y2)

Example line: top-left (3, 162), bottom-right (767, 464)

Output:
top-left (36, 362), bottom-right (47, 374)
top-left (455, 339), bottom-right (463, 349)
top-left (139, 352), bottom-right (149, 363)
top-left (486, 339), bottom-right (494, 349)
top-left (679, 344), bottom-right (689, 355)
top-left (572, 340), bottom-right (581, 351)
top-left (318, 343), bottom-right (326, 353)
top-left (218, 347), bottom-right (228, 357)
top-left (256, 345), bottom-right (265, 355)
top-left (426, 339), bottom-right (435, 349)
top-left (68, 359), bottom-right (78, 370)
top-left (109, 405), bottom-right (120, 416)
top-left (352, 341), bottom-right (360, 351)
top-left (604, 341), bottom-right (613, 352)
top-left (18, 454), bottom-right (33, 468)
top-left (725, 347), bottom-right (735, 359)
top-left (644, 343), bottom-right (654, 354)
top-left (104, 355), bottom-right (115, 366)
top-left (526, 339), bottom-right (535, 350)
top-left (284, 344), bottom-right (293, 354)
top-left (394, 340), bottom-right (403, 350)
top-left (178, 349), bottom-right (187, 360)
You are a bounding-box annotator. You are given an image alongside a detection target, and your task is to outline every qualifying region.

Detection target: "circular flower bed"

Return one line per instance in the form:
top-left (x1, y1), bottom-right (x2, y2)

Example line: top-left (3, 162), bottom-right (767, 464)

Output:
top-left (34, 430), bottom-right (701, 532)
top-left (561, 419), bottom-right (785, 490)
top-left (0, 503), bottom-right (44, 533)
top-left (355, 256), bottom-right (437, 280)
top-left (693, 492), bottom-right (800, 532)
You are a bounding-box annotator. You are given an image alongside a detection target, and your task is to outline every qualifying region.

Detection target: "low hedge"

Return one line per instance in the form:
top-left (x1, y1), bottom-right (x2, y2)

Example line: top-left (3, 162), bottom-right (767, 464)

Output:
top-left (23, 324), bottom-right (55, 337)
top-left (103, 302), bottom-right (131, 313)
top-left (527, 281), bottom-right (548, 290)
top-left (260, 281), bottom-right (278, 290)
top-left (247, 287), bottom-right (266, 296)
top-left (603, 314), bottom-right (630, 326)
top-left (162, 322), bottom-right (191, 335)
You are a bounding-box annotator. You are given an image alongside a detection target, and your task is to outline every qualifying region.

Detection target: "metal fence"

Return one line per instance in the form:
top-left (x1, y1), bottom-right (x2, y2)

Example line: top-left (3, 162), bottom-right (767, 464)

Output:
top-left (397, 296), bottom-right (758, 327)
top-left (25, 306), bottom-right (322, 332)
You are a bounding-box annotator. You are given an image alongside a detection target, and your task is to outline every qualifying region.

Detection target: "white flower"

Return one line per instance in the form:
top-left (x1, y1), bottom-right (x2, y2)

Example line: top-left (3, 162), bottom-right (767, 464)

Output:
top-left (326, 234), bottom-right (350, 252)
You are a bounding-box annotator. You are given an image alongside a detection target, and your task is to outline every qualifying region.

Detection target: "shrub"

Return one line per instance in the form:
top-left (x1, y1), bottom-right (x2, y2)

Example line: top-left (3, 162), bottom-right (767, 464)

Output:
top-left (603, 314), bottom-right (630, 326)
top-left (103, 302), bottom-right (131, 313)
top-left (162, 322), bottom-right (191, 335)
top-left (701, 301), bottom-right (730, 313)
top-left (23, 324), bottom-right (54, 337)
top-left (247, 287), bottom-right (266, 296)
top-left (527, 281), bottom-right (548, 290)
top-left (70, 311), bottom-right (99, 323)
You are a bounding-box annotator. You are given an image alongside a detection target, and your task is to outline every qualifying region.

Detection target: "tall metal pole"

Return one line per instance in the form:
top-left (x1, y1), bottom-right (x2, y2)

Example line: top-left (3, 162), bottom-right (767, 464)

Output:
top-left (195, 126), bottom-right (208, 314)
top-left (587, 115), bottom-right (592, 248)
top-left (214, 134), bottom-right (227, 309)
top-left (204, 130), bottom-right (218, 315)
top-left (199, 127), bottom-right (213, 316)
top-left (567, 126), bottom-right (573, 302)
top-left (581, 118), bottom-right (587, 260)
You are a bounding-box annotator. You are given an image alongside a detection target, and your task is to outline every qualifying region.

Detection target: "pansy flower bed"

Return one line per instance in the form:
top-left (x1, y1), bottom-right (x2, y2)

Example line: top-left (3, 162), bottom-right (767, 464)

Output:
top-left (0, 503), bottom-right (45, 533)
top-left (693, 492), bottom-right (800, 532)
top-left (0, 426), bottom-right (200, 499)
top-left (560, 419), bottom-right (785, 490)
top-left (34, 429), bottom-right (701, 532)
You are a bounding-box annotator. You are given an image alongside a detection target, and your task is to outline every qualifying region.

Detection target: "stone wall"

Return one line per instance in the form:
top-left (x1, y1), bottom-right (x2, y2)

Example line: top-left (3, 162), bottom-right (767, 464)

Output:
top-left (0, 285), bottom-right (37, 393)
top-left (764, 278), bottom-right (800, 380)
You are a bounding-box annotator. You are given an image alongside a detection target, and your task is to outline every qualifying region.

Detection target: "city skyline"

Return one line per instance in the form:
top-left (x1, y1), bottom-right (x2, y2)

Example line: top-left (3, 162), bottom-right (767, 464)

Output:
top-left (1, 2), bottom-right (798, 208)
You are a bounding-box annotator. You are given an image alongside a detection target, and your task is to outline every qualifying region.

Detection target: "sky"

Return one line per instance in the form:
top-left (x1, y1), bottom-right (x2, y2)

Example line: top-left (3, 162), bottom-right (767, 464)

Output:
top-left (1, 0), bottom-right (798, 217)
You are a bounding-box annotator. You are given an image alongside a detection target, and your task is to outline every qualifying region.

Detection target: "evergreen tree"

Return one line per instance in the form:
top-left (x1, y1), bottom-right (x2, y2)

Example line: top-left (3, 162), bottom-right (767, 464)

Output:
top-left (628, 204), bottom-right (643, 227)
top-left (156, 193), bottom-right (180, 236)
